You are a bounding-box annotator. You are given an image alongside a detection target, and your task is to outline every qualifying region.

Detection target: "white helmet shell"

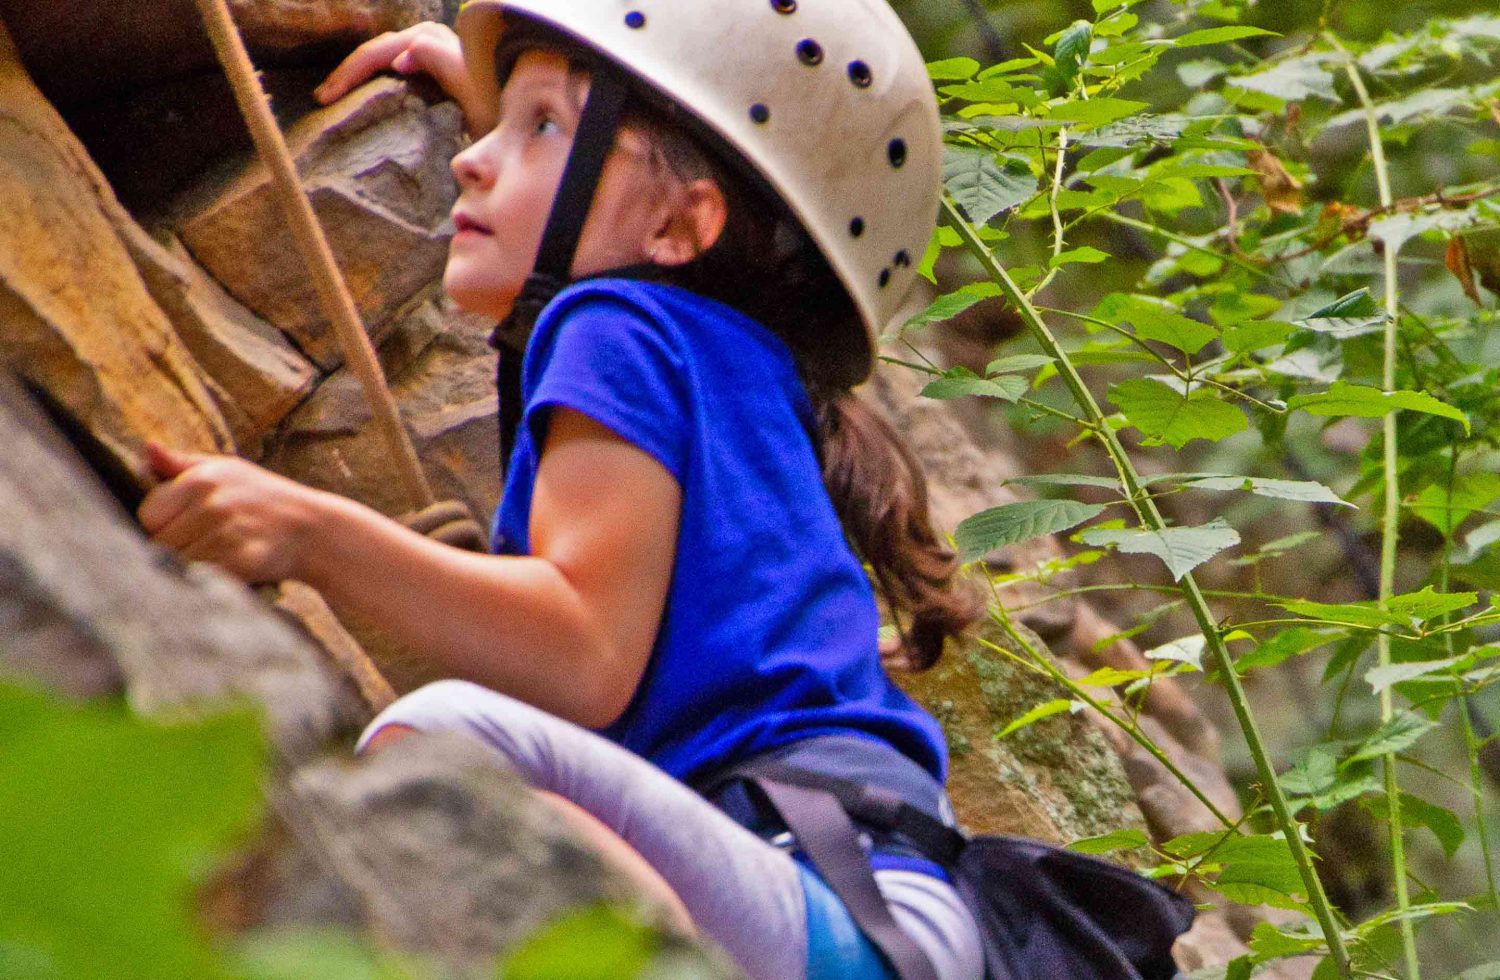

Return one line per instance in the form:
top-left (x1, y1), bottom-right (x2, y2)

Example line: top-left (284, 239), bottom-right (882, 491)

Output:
top-left (456, 0), bottom-right (941, 382)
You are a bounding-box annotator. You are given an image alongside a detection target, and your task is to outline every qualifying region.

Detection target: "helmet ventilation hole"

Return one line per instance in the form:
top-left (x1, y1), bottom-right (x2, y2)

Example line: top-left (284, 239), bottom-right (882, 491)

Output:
top-left (878, 268), bottom-right (891, 288)
top-left (849, 217), bottom-right (865, 238)
top-left (749, 103), bottom-right (771, 124)
top-left (770, 0), bottom-right (797, 12)
top-left (894, 249), bottom-right (911, 268)
top-left (887, 138), bottom-right (907, 168)
top-left (848, 61), bottom-right (873, 88)
top-left (624, 10), bottom-right (646, 28)
top-left (796, 39), bottom-right (824, 66)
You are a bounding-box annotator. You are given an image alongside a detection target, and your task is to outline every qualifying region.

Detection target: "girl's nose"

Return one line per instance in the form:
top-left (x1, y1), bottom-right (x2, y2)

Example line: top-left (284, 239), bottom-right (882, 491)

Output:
top-left (450, 137), bottom-right (495, 190)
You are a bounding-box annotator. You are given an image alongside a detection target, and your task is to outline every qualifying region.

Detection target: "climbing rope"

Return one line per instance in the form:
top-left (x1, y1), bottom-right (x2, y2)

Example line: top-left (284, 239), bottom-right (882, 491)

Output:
top-left (191, 0), bottom-right (486, 554)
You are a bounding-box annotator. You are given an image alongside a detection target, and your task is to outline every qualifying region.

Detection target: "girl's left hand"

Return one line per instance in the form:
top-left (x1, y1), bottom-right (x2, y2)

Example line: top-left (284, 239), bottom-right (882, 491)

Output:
top-left (137, 443), bottom-right (328, 584)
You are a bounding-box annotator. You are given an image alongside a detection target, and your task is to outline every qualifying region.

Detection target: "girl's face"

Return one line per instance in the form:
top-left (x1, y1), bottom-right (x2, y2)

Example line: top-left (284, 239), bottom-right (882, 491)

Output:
top-left (444, 49), bottom-right (673, 320)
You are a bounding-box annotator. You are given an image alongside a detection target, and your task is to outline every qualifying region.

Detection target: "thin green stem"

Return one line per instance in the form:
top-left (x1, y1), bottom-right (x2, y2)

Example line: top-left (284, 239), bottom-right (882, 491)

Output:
top-left (943, 194), bottom-right (1353, 975)
top-left (979, 612), bottom-right (1237, 828)
top-left (1026, 126), bottom-right (1070, 300)
top-left (1098, 210), bottom-right (1286, 285)
top-left (1341, 44), bottom-right (1418, 978)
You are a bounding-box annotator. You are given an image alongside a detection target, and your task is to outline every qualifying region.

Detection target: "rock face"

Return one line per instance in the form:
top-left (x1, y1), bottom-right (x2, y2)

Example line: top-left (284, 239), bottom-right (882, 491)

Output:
top-left (0, 0), bottom-right (442, 110)
top-left (0, 373), bottom-right (716, 976)
top-left (172, 77), bottom-right (464, 369)
top-left (0, 19), bottom-right (230, 464)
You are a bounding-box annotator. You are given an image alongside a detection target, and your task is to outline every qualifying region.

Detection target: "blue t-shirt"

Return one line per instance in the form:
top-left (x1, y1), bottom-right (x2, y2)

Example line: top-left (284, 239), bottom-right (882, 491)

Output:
top-left (493, 278), bottom-right (947, 788)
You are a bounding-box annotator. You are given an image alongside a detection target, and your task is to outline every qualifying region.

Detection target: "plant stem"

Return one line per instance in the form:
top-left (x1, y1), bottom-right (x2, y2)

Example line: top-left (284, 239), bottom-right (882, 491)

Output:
top-left (943, 194), bottom-right (1354, 975)
top-left (980, 609), bottom-right (1237, 828)
top-left (1343, 50), bottom-right (1419, 979)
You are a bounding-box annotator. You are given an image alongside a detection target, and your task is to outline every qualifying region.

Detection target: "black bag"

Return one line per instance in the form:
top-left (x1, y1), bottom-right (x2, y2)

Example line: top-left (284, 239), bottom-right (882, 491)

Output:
top-left (728, 760), bottom-right (1194, 980)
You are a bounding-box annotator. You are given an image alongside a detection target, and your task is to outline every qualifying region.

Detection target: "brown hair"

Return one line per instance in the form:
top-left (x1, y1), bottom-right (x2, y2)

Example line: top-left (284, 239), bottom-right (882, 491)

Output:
top-left (498, 27), bottom-right (980, 669)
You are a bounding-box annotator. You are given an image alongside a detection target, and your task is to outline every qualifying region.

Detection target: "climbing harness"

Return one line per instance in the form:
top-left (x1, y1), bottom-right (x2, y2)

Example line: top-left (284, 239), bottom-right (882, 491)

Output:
top-left (191, 0), bottom-right (486, 555)
top-left (702, 742), bottom-right (1195, 980)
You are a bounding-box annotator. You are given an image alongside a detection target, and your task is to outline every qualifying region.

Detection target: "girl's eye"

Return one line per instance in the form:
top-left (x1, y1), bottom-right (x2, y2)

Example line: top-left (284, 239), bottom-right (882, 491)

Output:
top-left (534, 115), bottom-right (562, 137)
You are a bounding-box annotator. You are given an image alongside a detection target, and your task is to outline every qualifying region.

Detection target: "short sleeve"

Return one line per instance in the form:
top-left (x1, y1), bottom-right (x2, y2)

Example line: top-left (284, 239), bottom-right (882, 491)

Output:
top-left (524, 295), bottom-right (691, 482)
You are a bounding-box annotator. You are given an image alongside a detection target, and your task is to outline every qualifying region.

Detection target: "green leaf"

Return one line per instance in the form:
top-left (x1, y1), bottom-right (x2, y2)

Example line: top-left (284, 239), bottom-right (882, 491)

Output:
top-left (921, 369), bottom-right (1029, 403)
top-left (1050, 21), bottom-right (1093, 91)
top-left (904, 282), bottom-right (1003, 330)
top-left (1363, 793), bottom-right (1464, 858)
top-left (1066, 828), bottom-right (1149, 855)
top-left (1077, 666), bottom-right (1161, 687)
top-left (1287, 382), bottom-right (1470, 434)
top-left (1109, 378), bottom-right (1248, 449)
top-left (1280, 745), bottom-right (1379, 810)
top-left (927, 57), bottom-right (980, 81)
top-left (954, 500), bottom-right (1108, 559)
top-left (1307, 288), bottom-right (1378, 319)
top-left (232, 929), bottom-right (440, 980)
top-left (1182, 476), bottom-right (1353, 508)
top-left (1170, 26), bottom-right (1278, 47)
top-left (1046, 98), bottom-right (1150, 129)
top-left (1235, 628), bottom-right (1341, 673)
top-left (1277, 589), bottom-right (1475, 631)
top-left (1365, 656), bottom-right (1468, 694)
top-left (1229, 54), bottom-right (1338, 102)
top-left (502, 905), bottom-right (661, 979)
top-left (1164, 832), bottom-right (1306, 909)
top-left (1385, 586), bottom-right (1480, 624)
top-left (984, 354), bottom-right (1055, 375)
top-left (1408, 474), bottom-right (1500, 538)
top-left (0, 686), bottom-right (264, 980)
top-left (1079, 518), bottom-right (1241, 581)
top-left (1222, 319), bottom-right (1294, 353)
top-left (944, 148), bottom-right (1038, 224)
top-left (997, 698), bottom-right (1082, 738)
top-left (1004, 473), bottom-right (1123, 490)
top-left (1247, 921), bottom-right (1324, 962)
top-left (1097, 294), bottom-right (1219, 355)
top-left (1346, 712), bottom-right (1441, 765)
top-left (1048, 246), bottom-right (1111, 268)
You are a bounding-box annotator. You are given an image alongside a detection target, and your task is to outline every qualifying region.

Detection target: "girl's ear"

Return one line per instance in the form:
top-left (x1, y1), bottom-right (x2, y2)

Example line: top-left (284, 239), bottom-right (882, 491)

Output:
top-left (649, 178), bottom-right (727, 266)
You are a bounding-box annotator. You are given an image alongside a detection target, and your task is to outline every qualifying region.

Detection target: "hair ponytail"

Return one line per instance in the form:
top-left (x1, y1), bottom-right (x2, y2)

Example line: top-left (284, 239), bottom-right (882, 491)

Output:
top-left (814, 389), bottom-right (980, 670)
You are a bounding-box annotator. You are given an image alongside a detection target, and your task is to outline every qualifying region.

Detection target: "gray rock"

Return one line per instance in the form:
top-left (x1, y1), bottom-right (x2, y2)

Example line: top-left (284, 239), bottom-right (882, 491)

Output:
top-left (0, 374), bottom-right (352, 765)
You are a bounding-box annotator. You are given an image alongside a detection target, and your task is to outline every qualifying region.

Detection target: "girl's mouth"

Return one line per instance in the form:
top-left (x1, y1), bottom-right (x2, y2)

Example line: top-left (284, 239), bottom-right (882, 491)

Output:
top-left (452, 212), bottom-right (493, 236)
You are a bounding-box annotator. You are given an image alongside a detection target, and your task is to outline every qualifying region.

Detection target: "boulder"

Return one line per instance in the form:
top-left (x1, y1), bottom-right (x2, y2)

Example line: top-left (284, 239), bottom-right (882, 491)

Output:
top-left (170, 77), bottom-right (464, 369)
top-left (0, 17), bottom-right (230, 465)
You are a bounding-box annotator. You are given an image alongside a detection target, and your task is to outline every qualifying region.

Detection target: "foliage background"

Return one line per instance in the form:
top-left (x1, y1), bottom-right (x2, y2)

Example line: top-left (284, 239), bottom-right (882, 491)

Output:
top-left (892, 0), bottom-right (1500, 975)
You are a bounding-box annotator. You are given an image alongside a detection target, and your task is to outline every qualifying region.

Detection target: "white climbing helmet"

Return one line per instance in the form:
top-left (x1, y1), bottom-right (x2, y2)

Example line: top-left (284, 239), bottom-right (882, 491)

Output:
top-left (455, 0), bottom-right (942, 381)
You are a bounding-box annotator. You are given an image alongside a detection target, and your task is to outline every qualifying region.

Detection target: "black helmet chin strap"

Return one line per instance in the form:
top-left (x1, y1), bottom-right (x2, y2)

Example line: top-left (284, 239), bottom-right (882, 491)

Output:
top-left (490, 66), bottom-right (631, 473)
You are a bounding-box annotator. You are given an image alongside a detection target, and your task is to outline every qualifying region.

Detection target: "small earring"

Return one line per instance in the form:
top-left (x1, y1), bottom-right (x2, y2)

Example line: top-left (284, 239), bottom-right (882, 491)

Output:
top-left (646, 245), bottom-right (660, 263)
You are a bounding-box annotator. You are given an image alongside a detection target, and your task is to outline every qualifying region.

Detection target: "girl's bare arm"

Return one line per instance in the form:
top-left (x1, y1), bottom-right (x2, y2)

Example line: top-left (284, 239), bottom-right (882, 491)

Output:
top-left (139, 408), bottom-right (679, 728)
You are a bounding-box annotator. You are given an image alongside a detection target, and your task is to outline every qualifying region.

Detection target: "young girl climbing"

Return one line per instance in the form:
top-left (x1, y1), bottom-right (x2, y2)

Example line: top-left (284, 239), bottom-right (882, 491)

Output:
top-left (139, 2), bottom-right (987, 977)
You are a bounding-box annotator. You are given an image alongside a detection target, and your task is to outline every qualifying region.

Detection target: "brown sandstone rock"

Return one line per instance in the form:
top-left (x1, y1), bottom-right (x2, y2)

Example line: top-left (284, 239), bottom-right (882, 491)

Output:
top-left (0, 17), bottom-right (230, 464)
top-left (0, 0), bottom-right (442, 110)
top-left (264, 288), bottom-right (498, 525)
top-left (171, 77), bottom-right (464, 369)
top-left (122, 224), bottom-right (319, 456)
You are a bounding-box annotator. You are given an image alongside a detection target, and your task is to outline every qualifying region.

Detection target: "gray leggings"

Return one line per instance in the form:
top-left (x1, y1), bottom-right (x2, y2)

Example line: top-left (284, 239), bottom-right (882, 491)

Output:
top-left (358, 680), bottom-right (984, 980)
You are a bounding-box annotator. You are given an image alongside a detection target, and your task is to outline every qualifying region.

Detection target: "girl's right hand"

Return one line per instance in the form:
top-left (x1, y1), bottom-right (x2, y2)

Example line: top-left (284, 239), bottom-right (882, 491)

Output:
top-left (313, 23), bottom-right (490, 138)
top-left (137, 443), bottom-right (328, 586)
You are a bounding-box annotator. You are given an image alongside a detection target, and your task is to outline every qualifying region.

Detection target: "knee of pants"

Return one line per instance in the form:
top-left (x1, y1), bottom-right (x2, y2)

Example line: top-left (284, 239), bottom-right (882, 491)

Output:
top-left (356, 679), bottom-right (545, 760)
